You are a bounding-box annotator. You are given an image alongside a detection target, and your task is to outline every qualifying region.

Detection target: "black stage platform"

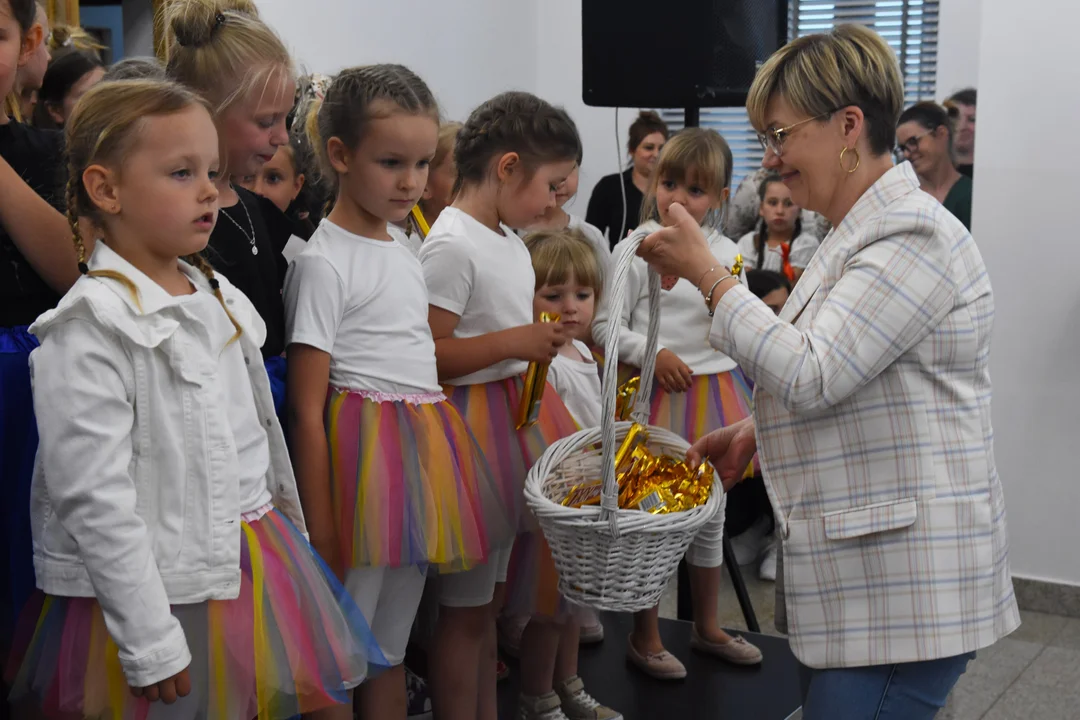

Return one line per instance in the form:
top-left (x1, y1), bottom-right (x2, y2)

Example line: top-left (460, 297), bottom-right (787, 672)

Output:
top-left (498, 613), bottom-right (803, 719)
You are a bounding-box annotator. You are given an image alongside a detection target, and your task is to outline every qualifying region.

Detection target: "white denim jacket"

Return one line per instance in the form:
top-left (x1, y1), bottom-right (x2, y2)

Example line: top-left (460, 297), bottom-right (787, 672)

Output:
top-left (28, 242), bottom-right (306, 688)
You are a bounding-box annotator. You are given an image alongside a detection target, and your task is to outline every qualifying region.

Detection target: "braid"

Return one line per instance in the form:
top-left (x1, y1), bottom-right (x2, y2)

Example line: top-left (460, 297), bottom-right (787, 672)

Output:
top-left (313, 64), bottom-right (439, 196)
top-left (65, 170), bottom-right (144, 309)
top-left (754, 220), bottom-right (767, 270)
top-left (453, 91), bottom-right (581, 196)
top-left (185, 253), bottom-right (242, 345)
top-left (65, 174), bottom-right (89, 275)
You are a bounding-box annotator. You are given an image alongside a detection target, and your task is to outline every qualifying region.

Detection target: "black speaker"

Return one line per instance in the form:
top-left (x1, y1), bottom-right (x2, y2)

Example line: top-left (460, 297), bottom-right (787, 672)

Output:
top-left (582, 0), bottom-right (789, 109)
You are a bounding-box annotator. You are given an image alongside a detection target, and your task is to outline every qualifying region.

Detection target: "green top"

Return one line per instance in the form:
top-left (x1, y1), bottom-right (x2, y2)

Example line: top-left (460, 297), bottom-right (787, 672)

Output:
top-left (943, 174), bottom-right (973, 230)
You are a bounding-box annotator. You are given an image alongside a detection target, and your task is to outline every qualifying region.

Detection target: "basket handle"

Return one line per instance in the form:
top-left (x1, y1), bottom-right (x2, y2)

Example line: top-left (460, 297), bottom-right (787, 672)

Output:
top-left (598, 229), bottom-right (662, 535)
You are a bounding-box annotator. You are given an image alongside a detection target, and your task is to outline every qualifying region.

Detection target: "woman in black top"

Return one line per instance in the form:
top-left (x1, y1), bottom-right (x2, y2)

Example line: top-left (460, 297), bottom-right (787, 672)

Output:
top-left (164, 0), bottom-right (298, 361)
top-left (0, 121), bottom-right (66, 326)
top-left (210, 185), bottom-right (293, 356)
top-left (586, 110), bottom-right (668, 248)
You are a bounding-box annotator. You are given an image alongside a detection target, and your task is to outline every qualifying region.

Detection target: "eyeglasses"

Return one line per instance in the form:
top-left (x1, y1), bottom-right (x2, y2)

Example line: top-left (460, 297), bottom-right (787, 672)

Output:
top-left (757, 110), bottom-right (839, 157)
top-left (894, 131), bottom-right (931, 160)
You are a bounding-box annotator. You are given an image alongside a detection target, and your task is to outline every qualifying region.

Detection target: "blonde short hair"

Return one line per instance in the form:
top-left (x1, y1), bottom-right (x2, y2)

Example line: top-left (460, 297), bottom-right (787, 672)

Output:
top-left (640, 127), bottom-right (732, 227)
top-left (746, 24), bottom-right (904, 157)
top-left (524, 228), bottom-right (604, 302)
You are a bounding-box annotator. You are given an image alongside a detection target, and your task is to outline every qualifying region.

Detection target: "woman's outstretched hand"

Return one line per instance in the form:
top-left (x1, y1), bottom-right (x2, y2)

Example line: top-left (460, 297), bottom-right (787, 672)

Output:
top-left (637, 202), bottom-right (718, 284)
top-left (687, 417), bottom-right (757, 492)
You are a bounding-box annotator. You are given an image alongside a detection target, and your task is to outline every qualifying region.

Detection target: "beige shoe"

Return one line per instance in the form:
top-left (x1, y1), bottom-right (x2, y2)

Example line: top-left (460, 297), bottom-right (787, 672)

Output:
top-left (690, 626), bottom-right (763, 665)
top-left (579, 609), bottom-right (605, 644)
top-left (625, 635), bottom-right (687, 680)
top-left (555, 675), bottom-right (622, 720)
top-left (518, 692), bottom-right (570, 720)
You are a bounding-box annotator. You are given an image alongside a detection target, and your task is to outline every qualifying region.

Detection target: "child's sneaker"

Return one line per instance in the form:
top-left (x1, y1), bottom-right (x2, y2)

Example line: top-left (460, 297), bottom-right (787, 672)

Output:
top-left (554, 675), bottom-right (622, 720)
top-left (518, 691), bottom-right (570, 720)
top-left (405, 666), bottom-right (433, 720)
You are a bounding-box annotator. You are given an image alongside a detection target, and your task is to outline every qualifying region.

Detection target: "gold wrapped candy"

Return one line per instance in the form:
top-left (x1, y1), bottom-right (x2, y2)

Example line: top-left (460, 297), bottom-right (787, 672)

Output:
top-left (560, 422), bottom-right (715, 515)
top-left (560, 423), bottom-right (649, 508)
top-left (731, 253), bottom-right (744, 278)
top-left (516, 312), bottom-right (560, 429)
top-left (615, 376), bottom-right (640, 421)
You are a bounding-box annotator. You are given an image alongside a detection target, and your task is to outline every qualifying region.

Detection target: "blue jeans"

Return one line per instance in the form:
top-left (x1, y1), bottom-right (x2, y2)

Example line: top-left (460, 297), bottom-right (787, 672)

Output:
top-left (799, 652), bottom-right (975, 720)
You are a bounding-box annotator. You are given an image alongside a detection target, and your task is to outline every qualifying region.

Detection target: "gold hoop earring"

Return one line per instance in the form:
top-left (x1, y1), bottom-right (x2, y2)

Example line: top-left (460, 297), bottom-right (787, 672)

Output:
top-left (839, 146), bottom-right (860, 174)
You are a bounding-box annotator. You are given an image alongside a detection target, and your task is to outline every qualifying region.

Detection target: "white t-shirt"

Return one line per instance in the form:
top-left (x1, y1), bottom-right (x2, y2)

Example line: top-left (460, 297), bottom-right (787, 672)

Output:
top-left (419, 206), bottom-right (533, 386)
top-left (547, 339), bottom-right (601, 428)
top-left (180, 290), bottom-right (272, 515)
top-left (284, 219), bottom-right (441, 395)
top-left (593, 221), bottom-right (742, 376)
top-left (387, 222), bottom-right (424, 257)
top-left (736, 231), bottom-right (820, 272)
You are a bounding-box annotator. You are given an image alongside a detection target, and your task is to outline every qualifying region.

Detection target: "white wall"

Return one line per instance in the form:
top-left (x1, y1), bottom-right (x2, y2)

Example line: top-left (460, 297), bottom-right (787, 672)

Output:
top-left (974, 0), bottom-right (1080, 586)
top-left (256, 0), bottom-right (537, 130)
top-left (935, 0), bottom-right (981, 101)
top-left (534, 0), bottom-right (640, 219)
top-left (255, 0), bottom-right (626, 215)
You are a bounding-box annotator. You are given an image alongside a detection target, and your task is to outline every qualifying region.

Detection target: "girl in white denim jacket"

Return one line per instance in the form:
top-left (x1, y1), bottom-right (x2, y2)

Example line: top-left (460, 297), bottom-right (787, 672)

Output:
top-left (6, 79), bottom-right (386, 720)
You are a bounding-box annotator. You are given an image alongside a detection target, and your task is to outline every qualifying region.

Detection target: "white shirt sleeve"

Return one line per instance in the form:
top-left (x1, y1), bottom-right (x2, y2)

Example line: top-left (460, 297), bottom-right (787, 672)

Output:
top-left (790, 233), bottom-right (821, 269)
top-left (591, 237), bottom-right (661, 367)
top-left (736, 233), bottom-right (760, 269)
top-left (283, 253), bottom-right (345, 353)
top-left (420, 236), bottom-right (474, 316)
top-left (31, 320), bottom-right (190, 688)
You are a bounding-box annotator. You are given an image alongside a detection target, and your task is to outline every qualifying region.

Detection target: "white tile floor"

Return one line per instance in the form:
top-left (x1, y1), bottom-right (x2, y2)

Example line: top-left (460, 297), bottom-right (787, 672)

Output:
top-left (671, 561), bottom-right (1078, 720)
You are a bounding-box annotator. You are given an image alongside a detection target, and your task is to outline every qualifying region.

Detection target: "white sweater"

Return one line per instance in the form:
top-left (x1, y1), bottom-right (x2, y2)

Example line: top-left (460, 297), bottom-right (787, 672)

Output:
top-left (592, 221), bottom-right (743, 376)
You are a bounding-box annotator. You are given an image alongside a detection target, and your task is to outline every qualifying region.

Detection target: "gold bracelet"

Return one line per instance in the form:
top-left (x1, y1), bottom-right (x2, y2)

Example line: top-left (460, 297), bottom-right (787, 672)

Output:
top-left (705, 274), bottom-right (737, 317)
top-left (696, 265), bottom-right (720, 290)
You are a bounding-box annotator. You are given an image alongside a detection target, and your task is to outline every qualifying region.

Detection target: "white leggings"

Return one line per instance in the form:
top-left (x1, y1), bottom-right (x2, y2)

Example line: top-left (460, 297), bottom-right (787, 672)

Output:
top-left (684, 490), bottom-right (727, 568)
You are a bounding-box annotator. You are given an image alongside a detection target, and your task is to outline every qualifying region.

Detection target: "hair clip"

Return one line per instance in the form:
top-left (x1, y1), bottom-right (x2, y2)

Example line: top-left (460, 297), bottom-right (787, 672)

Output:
top-left (208, 277), bottom-right (220, 290)
top-left (77, 262), bottom-right (89, 275)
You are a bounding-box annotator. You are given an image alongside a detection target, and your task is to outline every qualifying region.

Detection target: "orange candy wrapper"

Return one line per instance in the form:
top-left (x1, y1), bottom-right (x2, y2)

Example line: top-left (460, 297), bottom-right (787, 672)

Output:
top-left (559, 422), bottom-right (715, 515)
top-left (516, 312), bottom-right (561, 429)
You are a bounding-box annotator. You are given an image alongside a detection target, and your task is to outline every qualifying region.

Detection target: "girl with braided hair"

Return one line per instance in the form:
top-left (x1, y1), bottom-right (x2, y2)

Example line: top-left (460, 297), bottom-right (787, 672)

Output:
top-left (6, 78), bottom-right (387, 720)
top-left (285, 64), bottom-right (508, 720)
top-left (419, 91), bottom-right (583, 720)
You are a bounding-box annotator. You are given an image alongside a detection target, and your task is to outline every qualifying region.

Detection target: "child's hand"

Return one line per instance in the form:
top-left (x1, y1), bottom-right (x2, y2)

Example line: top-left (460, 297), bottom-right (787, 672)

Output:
top-left (655, 349), bottom-right (693, 393)
top-left (511, 322), bottom-right (567, 363)
top-left (131, 667), bottom-right (191, 704)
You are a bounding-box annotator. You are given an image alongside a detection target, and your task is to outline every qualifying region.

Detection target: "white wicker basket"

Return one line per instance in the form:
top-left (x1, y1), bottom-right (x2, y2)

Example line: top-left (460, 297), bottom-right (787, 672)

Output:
top-left (523, 229), bottom-right (723, 612)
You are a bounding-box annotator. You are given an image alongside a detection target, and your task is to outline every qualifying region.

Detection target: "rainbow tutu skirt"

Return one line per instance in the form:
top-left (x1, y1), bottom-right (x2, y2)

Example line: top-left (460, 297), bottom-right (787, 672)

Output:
top-left (592, 351), bottom-right (754, 444)
top-left (649, 367), bottom-right (754, 444)
top-left (326, 389), bottom-right (512, 572)
top-left (445, 376), bottom-right (578, 534)
top-left (6, 509), bottom-right (388, 720)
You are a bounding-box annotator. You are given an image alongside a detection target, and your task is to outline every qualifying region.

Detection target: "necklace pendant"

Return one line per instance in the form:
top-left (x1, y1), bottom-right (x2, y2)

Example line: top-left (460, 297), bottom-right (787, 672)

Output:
top-left (251, 245), bottom-right (259, 256)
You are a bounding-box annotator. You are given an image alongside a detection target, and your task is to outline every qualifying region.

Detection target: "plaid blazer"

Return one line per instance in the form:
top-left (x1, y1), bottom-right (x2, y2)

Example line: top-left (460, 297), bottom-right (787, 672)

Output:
top-left (711, 163), bottom-right (1019, 668)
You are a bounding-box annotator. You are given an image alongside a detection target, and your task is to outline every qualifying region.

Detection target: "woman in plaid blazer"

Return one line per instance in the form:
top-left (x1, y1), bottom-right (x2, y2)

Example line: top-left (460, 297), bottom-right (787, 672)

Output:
top-left (638, 24), bottom-right (1019, 720)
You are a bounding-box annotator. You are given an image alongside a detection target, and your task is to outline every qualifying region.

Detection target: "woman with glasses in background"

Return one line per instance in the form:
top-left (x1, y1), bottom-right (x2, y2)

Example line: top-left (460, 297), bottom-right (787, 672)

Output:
top-left (635, 23), bottom-right (1018, 719)
top-left (896, 101), bottom-right (972, 229)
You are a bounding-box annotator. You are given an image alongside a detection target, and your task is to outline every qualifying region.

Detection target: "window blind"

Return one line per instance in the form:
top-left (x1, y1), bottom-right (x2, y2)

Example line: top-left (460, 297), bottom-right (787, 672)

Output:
top-left (658, 0), bottom-right (939, 190)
